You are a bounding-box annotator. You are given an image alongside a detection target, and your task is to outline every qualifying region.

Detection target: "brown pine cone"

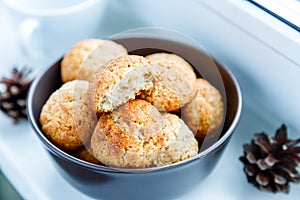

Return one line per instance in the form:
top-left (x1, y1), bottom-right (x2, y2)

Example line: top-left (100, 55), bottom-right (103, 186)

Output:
top-left (240, 124), bottom-right (300, 193)
top-left (0, 67), bottom-right (33, 122)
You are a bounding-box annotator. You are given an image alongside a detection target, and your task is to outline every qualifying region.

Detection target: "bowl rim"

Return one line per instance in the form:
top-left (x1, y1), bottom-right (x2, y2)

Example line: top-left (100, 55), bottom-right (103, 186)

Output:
top-left (27, 40), bottom-right (242, 174)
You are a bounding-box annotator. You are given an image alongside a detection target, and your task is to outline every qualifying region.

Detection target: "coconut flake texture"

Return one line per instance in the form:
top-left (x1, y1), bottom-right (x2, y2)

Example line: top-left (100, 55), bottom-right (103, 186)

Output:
top-left (89, 55), bottom-right (156, 114)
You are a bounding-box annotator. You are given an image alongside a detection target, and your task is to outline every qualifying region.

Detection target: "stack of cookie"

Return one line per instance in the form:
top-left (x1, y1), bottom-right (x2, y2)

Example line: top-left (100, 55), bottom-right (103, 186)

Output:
top-left (39, 39), bottom-right (224, 168)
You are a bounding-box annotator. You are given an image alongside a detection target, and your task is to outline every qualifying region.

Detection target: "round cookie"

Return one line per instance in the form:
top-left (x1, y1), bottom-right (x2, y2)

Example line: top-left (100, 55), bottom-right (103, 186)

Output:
top-left (142, 53), bottom-right (197, 112)
top-left (145, 53), bottom-right (196, 88)
top-left (90, 55), bottom-right (155, 114)
top-left (75, 147), bottom-right (101, 165)
top-left (156, 113), bottom-right (199, 167)
top-left (90, 99), bottom-right (165, 168)
top-left (40, 80), bottom-right (97, 152)
top-left (61, 39), bottom-right (127, 83)
top-left (182, 78), bottom-right (224, 141)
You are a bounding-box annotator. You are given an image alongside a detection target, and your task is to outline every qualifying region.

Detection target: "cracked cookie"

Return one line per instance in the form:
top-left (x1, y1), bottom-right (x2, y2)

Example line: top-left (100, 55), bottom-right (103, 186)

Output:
top-left (40, 80), bottom-right (97, 151)
top-left (89, 55), bottom-right (156, 114)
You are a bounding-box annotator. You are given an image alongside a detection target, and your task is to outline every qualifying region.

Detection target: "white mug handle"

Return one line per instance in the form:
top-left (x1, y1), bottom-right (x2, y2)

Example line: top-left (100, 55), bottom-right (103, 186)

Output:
top-left (19, 18), bottom-right (44, 58)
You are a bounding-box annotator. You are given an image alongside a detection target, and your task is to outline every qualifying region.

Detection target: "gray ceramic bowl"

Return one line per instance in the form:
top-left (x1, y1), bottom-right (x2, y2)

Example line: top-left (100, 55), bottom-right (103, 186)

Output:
top-left (27, 36), bottom-right (242, 200)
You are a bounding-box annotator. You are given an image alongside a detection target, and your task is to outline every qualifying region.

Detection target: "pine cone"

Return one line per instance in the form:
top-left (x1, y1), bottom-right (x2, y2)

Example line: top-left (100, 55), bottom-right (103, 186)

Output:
top-left (0, 67), bottom-right (33, 123)
top-left (240, 124), bottom-right (300, 193)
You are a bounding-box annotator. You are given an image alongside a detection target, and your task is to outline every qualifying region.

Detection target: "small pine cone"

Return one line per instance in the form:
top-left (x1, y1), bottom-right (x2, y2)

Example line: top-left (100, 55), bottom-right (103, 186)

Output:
top-left (0, 67), bottom-right (33, 123)
top-left (240, 124), bottom-right (300, 193)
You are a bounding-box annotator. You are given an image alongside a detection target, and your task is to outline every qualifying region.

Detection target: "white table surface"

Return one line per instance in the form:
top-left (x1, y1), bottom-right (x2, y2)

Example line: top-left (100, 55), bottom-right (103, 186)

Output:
top-left (0, 1), bottom-right (300, 200)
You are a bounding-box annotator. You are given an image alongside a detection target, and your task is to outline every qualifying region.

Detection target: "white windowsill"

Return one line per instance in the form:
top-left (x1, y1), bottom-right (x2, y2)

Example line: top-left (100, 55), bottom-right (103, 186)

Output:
top-left (199, 0), bottom-right (300, 67)
top-left (249, 0), bottom-right (300, 30)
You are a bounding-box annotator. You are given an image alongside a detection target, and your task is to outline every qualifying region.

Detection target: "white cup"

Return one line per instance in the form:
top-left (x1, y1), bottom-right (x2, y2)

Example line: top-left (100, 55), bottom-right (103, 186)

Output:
top-left (3, 0), bottom-right (107, 59)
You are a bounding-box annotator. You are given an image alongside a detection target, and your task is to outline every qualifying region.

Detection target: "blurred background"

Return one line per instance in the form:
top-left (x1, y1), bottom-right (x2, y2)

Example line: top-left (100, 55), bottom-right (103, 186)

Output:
top-left (0, 0), bottom-right (300, 199)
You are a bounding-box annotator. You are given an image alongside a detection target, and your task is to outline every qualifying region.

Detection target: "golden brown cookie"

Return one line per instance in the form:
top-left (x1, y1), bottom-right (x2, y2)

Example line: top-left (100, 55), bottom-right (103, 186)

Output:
top-left (90, 99), bottom-right (165, 168)
top-left (90, 100), bottom-right (198, 168)
top-left (61, 39), bottom-right (127, 82)
top-left (40, 80), bottom-right (97, 152)
top-left (155, 113), bottom-right (198, 166)
top-left (142, 53), bottom-right (197, 112)
top-left (182, 78), bottom-right (224, 141)
top-left (90, 55), bottom-right (156, 114)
